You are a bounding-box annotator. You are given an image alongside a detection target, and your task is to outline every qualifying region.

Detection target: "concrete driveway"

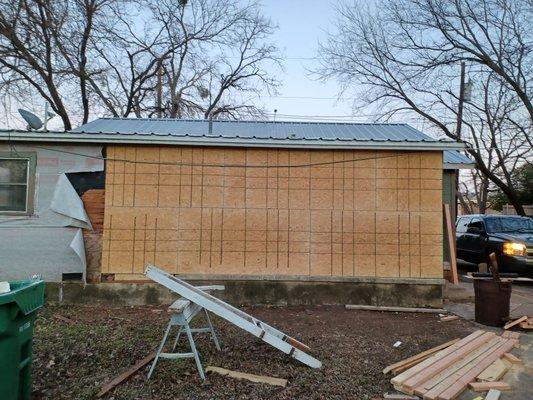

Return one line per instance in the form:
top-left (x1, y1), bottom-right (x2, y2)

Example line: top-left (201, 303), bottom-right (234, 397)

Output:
top-left (444, 271), bottom-right (533, 400)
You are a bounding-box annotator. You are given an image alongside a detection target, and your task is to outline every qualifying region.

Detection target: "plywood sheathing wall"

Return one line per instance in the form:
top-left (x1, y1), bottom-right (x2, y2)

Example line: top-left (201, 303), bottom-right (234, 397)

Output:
top-left (101, 146), bottom-right (443, 281)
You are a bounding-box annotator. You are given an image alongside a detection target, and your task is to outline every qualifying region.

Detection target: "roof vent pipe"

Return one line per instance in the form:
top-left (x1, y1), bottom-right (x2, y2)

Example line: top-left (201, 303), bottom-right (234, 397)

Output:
top-left (208, 118), bottom-right (213, 135)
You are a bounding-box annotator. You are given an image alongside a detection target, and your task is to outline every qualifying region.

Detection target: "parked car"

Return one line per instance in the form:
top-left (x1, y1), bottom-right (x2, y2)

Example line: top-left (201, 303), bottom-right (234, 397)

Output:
top-left (456, 214), bottom-right (533, 275)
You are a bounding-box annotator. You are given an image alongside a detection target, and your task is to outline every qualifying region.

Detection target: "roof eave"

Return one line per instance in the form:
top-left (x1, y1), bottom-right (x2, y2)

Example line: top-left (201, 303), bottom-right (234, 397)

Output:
top-left (0, 131), bottom-right (465, 151)
top-left (443, 163), bottom-right (475, 170)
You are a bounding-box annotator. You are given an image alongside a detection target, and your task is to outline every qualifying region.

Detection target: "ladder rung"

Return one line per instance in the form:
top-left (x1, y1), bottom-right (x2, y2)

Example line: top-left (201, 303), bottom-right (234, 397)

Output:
top-left (159, 352), bottom-right (195, 359)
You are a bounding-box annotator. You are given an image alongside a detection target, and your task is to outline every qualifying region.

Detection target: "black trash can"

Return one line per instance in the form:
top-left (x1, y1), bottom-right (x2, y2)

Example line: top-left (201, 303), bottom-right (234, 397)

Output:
top-left (473, 279), bottom-right (512, 327)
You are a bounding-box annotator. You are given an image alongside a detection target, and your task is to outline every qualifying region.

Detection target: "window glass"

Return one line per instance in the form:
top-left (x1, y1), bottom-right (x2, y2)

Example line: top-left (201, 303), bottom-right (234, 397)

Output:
top-left (486, 217), bottom-right (533, 233)
top-left (0, 160), bottom-right (28, 183)
top-left (0, 158), bottom-right (29, 212)
top-left (456, 217), bottom-right (471, 233)
top-left (468, 217), bottom-right (485, 231)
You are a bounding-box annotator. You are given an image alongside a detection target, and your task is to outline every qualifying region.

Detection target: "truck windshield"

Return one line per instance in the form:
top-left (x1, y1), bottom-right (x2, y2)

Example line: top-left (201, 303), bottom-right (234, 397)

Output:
top-left (485, 217), bottom-right (533, 233)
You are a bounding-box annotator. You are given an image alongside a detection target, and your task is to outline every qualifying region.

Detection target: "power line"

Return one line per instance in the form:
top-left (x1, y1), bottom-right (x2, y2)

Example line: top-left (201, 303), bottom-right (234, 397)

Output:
top-left (27, 145), bottom-right (404, 168)
top-left (19, 144), bottom-right (532, 167)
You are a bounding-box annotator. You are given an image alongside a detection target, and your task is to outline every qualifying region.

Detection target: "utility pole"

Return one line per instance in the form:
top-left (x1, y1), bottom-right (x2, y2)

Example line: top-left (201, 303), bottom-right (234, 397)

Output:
top-left (456, 62), bottom-right (466, 140)
top-left (454, 62), bottom-right (466, 221)
top-left (156, 63), bottom-right (163, 118)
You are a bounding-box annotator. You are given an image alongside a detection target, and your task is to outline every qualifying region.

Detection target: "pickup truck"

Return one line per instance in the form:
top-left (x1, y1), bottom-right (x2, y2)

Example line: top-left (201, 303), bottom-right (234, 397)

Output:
top-left (456, 214), bottom-right (533, 275)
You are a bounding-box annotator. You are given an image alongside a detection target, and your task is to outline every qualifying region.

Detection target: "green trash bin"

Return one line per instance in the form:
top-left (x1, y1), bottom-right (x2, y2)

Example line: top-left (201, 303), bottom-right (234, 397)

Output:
top-left (0, 279), bottom-right (45, 400)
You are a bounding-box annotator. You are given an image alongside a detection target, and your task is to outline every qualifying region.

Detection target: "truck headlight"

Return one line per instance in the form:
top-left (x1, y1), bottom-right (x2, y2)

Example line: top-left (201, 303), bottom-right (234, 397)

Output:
top-left (503, 242), bottom-right (527, 256)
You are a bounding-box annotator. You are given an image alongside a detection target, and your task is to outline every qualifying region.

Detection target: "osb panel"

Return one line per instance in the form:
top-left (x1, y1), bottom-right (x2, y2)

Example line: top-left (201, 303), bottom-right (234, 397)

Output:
top-left (101, 146), bottom-right (443, 279)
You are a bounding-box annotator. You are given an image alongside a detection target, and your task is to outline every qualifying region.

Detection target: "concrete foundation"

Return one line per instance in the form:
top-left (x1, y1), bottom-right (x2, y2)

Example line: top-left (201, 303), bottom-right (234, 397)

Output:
top-left (45, 277), bottom-right (443, 307)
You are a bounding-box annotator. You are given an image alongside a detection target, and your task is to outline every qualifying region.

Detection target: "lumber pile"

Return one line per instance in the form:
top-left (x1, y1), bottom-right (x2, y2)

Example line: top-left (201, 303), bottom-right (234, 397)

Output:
top-left (383, 330), bottom-right (520, 400)
top-left (503, 315), bottom-right (533, 331)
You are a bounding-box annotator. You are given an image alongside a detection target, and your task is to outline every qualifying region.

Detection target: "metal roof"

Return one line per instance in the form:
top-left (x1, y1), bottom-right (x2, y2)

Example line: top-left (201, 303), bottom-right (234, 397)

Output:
top-left (73, 118), bottom-right (447, 141)
top-left (443, 150), bottom-right (475, 169)
top-left (0, 118), bottom-right (464, 150)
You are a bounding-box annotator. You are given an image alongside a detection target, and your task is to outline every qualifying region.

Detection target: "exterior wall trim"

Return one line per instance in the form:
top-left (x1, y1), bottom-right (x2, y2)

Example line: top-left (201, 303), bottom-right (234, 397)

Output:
top-left (0, 132), bottom-right (464, 151)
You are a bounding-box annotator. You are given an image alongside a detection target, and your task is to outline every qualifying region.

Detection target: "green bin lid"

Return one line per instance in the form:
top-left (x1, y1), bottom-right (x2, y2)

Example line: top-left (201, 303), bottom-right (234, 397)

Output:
top-left (0, 280), bottom-right (45, 315)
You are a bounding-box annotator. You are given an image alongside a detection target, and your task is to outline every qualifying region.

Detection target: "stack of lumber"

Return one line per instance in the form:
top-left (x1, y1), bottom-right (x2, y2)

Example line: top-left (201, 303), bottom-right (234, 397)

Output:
top-left (503, 315), bottom-right (533, 331)
top-left (385, 330), bottom-right (519, 400)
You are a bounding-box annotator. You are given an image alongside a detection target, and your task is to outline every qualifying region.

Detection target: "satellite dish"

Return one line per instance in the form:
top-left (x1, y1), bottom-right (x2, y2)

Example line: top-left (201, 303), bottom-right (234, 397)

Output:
top-left (18, 109), bottom-right (43, 130)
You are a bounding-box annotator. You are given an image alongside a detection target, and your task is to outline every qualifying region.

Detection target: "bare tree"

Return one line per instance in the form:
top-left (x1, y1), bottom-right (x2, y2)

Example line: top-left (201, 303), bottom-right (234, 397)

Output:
top-left (0, 0), bottom-right (280, 127)
top-left (139, 0), bottom-right (280, 119)
top-left (316, 0), bottom-right (532, 215)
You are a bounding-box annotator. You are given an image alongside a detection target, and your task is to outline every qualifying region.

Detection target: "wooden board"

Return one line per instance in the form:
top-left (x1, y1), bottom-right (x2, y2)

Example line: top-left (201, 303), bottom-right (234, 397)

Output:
top-left (433, 339), bottom-right (517, 400)
top-left (443, 204), bottom-right (458, 284)
top-left (81, 189), bottom-right (105, 233)
top-left (346, 305), bottom-right (447, 314)
top-left (503, 316), bottom-right (528, 330)
top-left (96, 352), bottom-right (156, 397)
top-left (391, 330), bottom-right (486, 387)
top-left (439, 315), bottom-right (459, 322)
top-left (468, 381), bottom-right (511, 392)
top-left (502, 353), bottom-right (521, 364)
top-left (519, 321), bottom-right (533, 330)
top-left (205, 366), bottom-right (288, 387)
top-left (400, 332), bottom-right (497, 392)
top-left (476, 358), bottom-right (509, 382)
top-left (416, 338), bottom-right (502, 397)
top-left (414, 337), bottom-right (502, 397)
top-left (382, 339), bottom-right (460, 375)
top-left (501, 331), bottom-right (521, 339)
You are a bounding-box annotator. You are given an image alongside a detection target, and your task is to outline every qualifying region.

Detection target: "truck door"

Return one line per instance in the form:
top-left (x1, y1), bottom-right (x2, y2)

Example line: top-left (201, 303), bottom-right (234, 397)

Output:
top-left (464, 217), bottom-right (488, 263)
top-left (455, 216), bottom-right (471, 260)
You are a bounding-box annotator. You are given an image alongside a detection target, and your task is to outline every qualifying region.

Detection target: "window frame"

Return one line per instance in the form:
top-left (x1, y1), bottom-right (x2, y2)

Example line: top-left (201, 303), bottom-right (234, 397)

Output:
top-left (0, 152), bottom-right (37, 216)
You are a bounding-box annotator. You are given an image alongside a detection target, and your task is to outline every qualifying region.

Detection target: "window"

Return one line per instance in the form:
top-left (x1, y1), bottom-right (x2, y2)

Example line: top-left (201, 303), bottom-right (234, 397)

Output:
top-left (0, 153), bottom-right (36, 215)
top-left (486, 216), bottom-right (533, 233)
top-left (468, 217), bottom-right (485, 232)
top-left (456, 217), bottom-right (471, 233)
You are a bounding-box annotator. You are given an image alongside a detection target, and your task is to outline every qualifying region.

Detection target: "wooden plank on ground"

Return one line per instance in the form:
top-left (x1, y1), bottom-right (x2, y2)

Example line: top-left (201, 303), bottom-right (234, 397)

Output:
top-left (205, 366), bottom-right (288, 387)
top-left (401, 332), bottom-right (497, 392)
top-left (476, 358), bottom-right (509, 382)
top-left (391, 330), bottom-right (486, 387)
top-left (443, 204), bottom-right (458, 284)
top-left (484, 389), bottom-right (501, 400)
top-left (345, 305), bottom-right (447, 313)
top-left (501, 331), bottom-right (521, 340)
top-left (503, 316), bottom-right (528, 330)
top-left (382, 339), bottom-right (460, 375)
top-left (439, 315), bottom-right (459, 322)
top-left (468, 381), bottom-right (511, 392)
top-left (502, 353), bottom-right (521, 364)
top-left (519, 321), bottom-right (533, 330)
top-left (383, 394), bottom-right (419, 399)
top-left (433, 339), bottom-right (517, 400)
top-left (414, 337), bottom-right (502, 397)
top-left (96, 352), bottom-right (156, 398)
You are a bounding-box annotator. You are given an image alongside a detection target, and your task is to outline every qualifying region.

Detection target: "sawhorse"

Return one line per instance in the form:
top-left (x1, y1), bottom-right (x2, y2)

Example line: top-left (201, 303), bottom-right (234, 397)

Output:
top-left (147, 285), bottom-right (224, 380)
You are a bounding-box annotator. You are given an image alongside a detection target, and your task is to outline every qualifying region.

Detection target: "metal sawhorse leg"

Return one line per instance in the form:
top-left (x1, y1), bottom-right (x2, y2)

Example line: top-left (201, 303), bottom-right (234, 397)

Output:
top-left (148, 301), bottom-right (222, 380)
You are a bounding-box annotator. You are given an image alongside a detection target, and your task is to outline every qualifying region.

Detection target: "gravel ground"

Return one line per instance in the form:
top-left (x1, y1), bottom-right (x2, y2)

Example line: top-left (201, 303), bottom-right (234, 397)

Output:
top-left (31, 305), bottom-right (476, 399)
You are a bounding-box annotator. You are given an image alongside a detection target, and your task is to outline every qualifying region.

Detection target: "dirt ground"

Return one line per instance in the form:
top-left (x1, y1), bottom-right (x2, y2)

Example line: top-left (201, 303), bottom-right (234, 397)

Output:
top-left (31, 305), bottom-right (477, 400)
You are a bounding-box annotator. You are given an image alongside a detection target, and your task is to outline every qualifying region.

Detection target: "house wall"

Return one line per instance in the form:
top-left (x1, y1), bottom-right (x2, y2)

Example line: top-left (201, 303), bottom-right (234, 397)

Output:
top-left (0, 144), bottom-right (104, 282)
top-left (101, 145), bottom-right (443, 282)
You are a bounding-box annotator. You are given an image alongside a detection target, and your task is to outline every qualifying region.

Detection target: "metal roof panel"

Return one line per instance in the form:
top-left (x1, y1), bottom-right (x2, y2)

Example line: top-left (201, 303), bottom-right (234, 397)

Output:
top-left (71, 118), bottom-right (453, 143)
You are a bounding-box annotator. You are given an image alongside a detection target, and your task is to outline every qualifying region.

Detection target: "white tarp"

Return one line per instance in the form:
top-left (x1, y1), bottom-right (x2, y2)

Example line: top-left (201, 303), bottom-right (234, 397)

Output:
top-left (51, 174), bottom-right (92, 229)
top-left (0, 144), bottom-right (103, 282)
